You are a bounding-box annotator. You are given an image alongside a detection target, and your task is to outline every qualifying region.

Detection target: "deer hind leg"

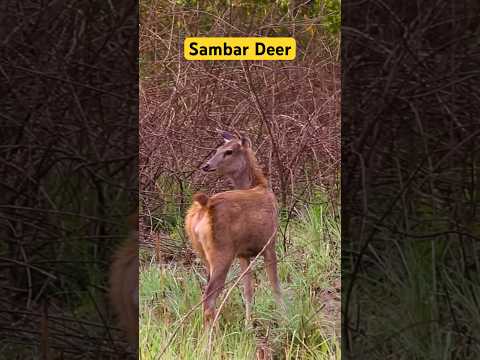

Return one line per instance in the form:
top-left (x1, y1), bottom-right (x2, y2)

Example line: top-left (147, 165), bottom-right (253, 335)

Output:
top-left (238, 257), bottom-right (253, 325)
top-left (202, 257), bottom-right (234, 326)
top-left (264, 248), bottom-right (285, 310)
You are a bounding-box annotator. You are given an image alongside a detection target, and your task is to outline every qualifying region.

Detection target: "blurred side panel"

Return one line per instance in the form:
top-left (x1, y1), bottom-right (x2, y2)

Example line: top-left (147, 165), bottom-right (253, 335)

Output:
top-left (0, 0), bottom-right (138, 358)
top-left (342, 0), bottom-right (480, 358)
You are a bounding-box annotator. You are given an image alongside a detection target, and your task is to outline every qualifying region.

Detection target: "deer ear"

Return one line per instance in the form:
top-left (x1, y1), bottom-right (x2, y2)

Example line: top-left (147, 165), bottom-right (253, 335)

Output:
top-left (217, 130), bottom-right (235, 142)
top-left (241, 136), bottom-right (252, 148)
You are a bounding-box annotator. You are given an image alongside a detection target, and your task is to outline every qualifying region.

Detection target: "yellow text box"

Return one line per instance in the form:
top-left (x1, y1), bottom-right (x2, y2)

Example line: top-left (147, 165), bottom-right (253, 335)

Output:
top-left (184, 37), bottom-right (296, 61)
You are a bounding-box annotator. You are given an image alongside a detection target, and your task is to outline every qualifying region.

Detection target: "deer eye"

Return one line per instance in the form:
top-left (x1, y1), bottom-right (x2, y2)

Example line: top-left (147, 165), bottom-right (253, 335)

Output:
top-left (224, 150), bottom-right (233, 156)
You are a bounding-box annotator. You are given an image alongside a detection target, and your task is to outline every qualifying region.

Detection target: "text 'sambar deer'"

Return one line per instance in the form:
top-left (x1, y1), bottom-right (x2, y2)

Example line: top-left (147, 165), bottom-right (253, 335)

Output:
top-left (185, 131), bottom-right (284, 325)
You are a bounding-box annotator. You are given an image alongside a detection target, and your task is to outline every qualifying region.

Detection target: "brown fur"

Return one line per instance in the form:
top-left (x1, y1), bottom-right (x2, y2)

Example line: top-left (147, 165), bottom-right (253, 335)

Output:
top-left (192, 192), bottom-right (209, 206)
top-left (109, 212), bottom-right (139, 349)
top-left (186, 133), bottom-right (283, 325)
top-left (242, 147), bottom-right (268, 189)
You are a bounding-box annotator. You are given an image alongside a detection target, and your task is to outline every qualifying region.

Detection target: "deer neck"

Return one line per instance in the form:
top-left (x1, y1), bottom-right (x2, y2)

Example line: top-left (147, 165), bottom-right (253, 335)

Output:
top-left (229, 157), bottom-right (266, 190)
top-left (229, 171), bottom-right (254, 190)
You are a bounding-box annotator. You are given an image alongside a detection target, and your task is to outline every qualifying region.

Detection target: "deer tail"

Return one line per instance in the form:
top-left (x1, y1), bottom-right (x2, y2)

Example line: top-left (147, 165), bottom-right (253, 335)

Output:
top-left (192, 192), bottom-right (209, 207)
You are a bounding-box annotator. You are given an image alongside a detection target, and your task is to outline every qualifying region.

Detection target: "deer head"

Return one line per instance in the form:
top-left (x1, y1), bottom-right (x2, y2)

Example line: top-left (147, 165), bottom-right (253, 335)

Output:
top-left (201, 131), bottom-right (259, 189)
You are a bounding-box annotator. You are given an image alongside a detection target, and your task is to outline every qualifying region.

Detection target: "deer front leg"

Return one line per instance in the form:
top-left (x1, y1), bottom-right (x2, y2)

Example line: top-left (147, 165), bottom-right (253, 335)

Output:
top-left (202, 258), bottom-right (233, 326)
top-left (239, 257), bottom-right (253, 325)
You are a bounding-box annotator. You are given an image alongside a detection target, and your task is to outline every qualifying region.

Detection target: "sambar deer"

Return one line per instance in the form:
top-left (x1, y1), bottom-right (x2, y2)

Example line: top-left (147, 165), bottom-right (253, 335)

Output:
top-left (109, 212), bottom-right (139, 350)
top-left (185, 131), bottom-right (283, 325)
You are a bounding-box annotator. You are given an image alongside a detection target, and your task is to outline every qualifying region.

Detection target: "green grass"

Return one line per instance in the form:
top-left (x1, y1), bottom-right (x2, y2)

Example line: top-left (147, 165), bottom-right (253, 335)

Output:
top-left (140, 192), bottom-right (340, 359)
